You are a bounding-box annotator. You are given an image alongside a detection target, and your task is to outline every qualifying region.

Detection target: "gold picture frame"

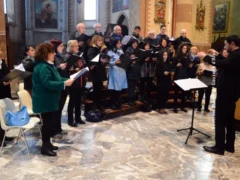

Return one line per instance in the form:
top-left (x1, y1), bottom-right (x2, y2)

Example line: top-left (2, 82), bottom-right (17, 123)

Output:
top-left (195, 0), bottom-right (205, 30)
top-left (154, 0), bottom-right (166, 24)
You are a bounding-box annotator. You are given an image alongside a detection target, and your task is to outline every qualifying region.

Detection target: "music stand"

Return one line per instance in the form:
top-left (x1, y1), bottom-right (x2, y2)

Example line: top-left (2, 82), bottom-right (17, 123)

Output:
top-left (174, 78), bottom-right (211, 144)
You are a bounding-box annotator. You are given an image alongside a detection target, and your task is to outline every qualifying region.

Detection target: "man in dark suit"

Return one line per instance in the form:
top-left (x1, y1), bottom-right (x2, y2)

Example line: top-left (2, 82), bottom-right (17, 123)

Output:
top-left (91, 23), bottom-right (104, 38)
top-left (204, 35), bottom-right (240, 155)
top-left (105, 25), bottom-right (123, 48)
top-left (174, 29), bottom-right (191, 50)
top-left (156, 24), bottom-right (170, 45)
top-left (144, 30), bottom-right (158, 46)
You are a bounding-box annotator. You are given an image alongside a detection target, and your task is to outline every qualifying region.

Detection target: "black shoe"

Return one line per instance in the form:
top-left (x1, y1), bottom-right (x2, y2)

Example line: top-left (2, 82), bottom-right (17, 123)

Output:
top-left (181, 108), bottom-right (188, 113)
top-left (204, 109), bottom-right (210, 112)
top-left (41, 146), bottom-right (57, 156)
top-left (5, 137), bottom-right (15, 142)
top-left (225, 145), bottom-right (235, 153)
top-left (68, 122), bottom-right (78, 127)
top-left (173, 108), bottom-right (178, 113)
top-left (203, 146), bottom-right (224, 155)
top-left (50, 144), bottom-right (59, 151)
top-left (197, 108), bottom-right (202, 112)
top-left (76, 119), bottom-right (86, 124)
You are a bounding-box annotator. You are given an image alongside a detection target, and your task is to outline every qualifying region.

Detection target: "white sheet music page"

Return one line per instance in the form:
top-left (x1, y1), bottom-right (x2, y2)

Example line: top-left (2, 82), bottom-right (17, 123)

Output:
top-left (91, 54), bottom-right (100, 62)
top-left (174, 78), bottom-right (207, 91)
top-left (14, 63), bottom-right (26, 72)
top-left (70, 67), bottom-right (89, 80)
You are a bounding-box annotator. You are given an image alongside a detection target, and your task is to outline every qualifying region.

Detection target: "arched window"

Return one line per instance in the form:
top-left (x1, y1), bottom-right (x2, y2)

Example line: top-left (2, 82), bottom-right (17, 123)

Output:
top-left (84, 0), bottom-right (97, 20)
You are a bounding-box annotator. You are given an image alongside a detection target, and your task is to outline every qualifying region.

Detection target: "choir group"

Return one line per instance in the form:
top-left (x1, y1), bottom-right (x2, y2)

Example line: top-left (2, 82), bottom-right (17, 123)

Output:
top-left (1, 22), bottom-right (239, 157)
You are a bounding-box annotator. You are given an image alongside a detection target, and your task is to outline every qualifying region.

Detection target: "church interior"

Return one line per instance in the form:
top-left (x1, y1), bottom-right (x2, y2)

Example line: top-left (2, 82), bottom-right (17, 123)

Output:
top-left (1, 0), bottom-right (240, 179)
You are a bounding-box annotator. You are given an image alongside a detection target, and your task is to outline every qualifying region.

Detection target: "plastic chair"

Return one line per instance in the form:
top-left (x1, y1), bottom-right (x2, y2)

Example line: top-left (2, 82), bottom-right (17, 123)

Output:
top-left (0, 98), bottom-right (41, 154)
top-left (17, 90), bottom-right (42, 125)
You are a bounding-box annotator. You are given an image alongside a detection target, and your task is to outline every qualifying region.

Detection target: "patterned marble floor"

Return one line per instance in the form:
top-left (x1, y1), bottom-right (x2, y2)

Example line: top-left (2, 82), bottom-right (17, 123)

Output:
top-left (0, 97), bottom-right (240, 180)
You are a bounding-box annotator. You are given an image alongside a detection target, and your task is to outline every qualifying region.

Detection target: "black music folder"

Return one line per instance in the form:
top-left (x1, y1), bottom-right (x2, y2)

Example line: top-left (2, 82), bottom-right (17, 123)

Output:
top-left (65, 53), bottom-right (83, 70)
top-left (0, 64), bottom-right (31, 82)
top-left (115, 54), bottom-right (132, 69)
top-left (203, 70), bottom-right (213, 77)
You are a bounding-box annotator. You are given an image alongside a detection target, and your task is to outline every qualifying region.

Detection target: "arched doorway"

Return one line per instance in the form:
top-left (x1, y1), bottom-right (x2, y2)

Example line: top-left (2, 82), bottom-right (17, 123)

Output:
top-left (116, 14), bottom-right (129, 35)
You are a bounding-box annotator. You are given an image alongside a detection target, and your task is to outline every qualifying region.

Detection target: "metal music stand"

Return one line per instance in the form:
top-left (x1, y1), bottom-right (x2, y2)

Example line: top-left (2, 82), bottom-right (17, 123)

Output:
top-left (174, 79), bottom-right (211, 144)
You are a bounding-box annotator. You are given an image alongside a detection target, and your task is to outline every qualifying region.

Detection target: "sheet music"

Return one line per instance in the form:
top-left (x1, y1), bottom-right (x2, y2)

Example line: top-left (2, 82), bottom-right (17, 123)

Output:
top-left (70, 67), bottom-right (89, 80)
top-left (14, 63), bottom-right (25, 72)
top-left (121, 35), bottom-right (132, 45)
top-left (174, 78), bottom-right (207, 91)
top-left (91, 54), bottom-right (100, 62)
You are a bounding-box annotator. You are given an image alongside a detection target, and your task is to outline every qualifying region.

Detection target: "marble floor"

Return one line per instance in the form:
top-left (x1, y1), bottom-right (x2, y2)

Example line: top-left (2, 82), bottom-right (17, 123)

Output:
top-left (0, 96), bottom-right (240, 180)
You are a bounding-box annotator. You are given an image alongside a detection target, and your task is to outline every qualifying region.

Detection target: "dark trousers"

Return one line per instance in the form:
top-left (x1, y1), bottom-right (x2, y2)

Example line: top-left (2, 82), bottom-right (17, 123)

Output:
top-left (68, 88), bottom-right (83, 123)
top-left (0, 126), bottom-right (4, 142)
top-left (174, 85), bottom-right (187, 109)
top-left (198, 86), bottom-right (212, 110)
top-left (140, 77), bottom-right (153, 97)
top-left (157, 85), bottom-right (170, 109)
top-left (52, 89), bottom-right (68, 135)
top-left (110, 90), bottom-right (121, 104)
top-left (215, 96), bottom-right (236, 150)
top-left (128, 79), bottom-right (138, 100)
top-left (92, 81), bottom-right (103, 107)
top-left (41, 111), bottom-right (58, 144)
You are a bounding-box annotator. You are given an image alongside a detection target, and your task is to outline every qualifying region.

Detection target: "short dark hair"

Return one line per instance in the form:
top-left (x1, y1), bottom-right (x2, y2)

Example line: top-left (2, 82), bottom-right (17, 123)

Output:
top-left (134, 26), bottom-right (141, 30)
top-left (160, 24), bottom-right (166, 29)
top-left (35, 43), bottom-right (55, 62)
top-left (24, 46), bottom-right (34, 56)
top-left (226, 35), bottom-right (240, 46)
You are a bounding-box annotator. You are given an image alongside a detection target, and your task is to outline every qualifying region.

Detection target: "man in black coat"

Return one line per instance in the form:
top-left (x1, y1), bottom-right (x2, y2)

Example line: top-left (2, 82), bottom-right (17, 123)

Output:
top-left (105, 25), bottom-right (123, 48)
top-left (174, 29), bottom-right (191, 50)
top-left (90, 23), bottom-right (104, 38)
top-left (144, 30), bottom-right (158, 46)
top-left (204, 35), bottom-right (240, 155)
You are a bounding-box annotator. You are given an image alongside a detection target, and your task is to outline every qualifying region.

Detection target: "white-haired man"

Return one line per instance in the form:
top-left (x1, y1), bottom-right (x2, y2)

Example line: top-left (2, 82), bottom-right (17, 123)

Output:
top-left (91, 23), bottom-right (104, 37)
top-left (143, 30), bottom-right (158, 46)
top-left (69, 23), bottom-right (91, 58)
top-left (174, 29), bottom-right (192, 50)
top-left (105, 25), bottom-right (123, 48)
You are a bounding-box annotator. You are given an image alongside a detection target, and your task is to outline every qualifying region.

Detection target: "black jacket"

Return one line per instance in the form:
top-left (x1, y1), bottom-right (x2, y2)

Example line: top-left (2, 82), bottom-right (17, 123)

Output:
top-left (105, 33), bottom-right (123, 48)
top-left (173, 55), bottom-right (191, 80)
top-left (54, 53), bottom-right (69, 78)
top-left (87, 46), bottom-right (108, 82)
top-left (156, 34), bottom-right (170, 45)
top-left (216, 48), bottom-right (240, 102)
top-left (144, 37), bottom-right (158, 46)
top-left (90, 31), bottom-right (104, 38)
top-left (22, 57), bottom-right (35, 90)
top-left (174, 36), bottom-right (191, 50)
top-left (156, 59), bottom-right (173, 88)
top-left (132, 32), bottom-right (143, 42)
top-left (125, 47), bottom-right (142, 80)
top-left (66, 53), bottom-right (87, 89)
top-left (0, 59), bottom-right (11, 99)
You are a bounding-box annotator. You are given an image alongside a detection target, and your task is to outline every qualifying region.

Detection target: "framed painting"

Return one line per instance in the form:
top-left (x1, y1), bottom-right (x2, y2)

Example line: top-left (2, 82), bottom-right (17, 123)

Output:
top-left (213, 2), bottom-right (230, 33)
top-left (153, 0), bottom-right (166, 23)
top-left (112, 0), bottom-right (129, 13)
top-left (34, 0), bottom-right (58, 29)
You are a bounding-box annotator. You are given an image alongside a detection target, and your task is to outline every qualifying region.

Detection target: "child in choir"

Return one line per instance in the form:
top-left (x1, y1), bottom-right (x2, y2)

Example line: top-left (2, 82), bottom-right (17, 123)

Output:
top-left (156, 50), bottom-right (173, 114)
top-left (66, 40), bottom-right (86, 127)
top-left (173, 43), bottom-right (191, 113)
top-left (107, 40), bottom-right (128, 109)
top-left (125, 38), bottom-right (141, 106)
top-left (197, 55), bottom-right (216, 112)
top-left (139, 42), bottom-right (156, 101)
top-left (87, 35), bottom-right (108, 111)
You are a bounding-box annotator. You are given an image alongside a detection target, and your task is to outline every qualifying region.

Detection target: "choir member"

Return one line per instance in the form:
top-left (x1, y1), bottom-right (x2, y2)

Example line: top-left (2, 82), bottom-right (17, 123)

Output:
top-left (173, 43), bottom-right (191, 113)
top-left (32, 43), bottom-right (74, 156)
top-left (132, 26), bottom-right (143, 42)
top-left (50, 39), bottom-right (68, 138)
top-left (156, 50), bottom-right (173, 114)
top-left (188, 46), bottom-right (200, 78)
top-left (221, 49), bottom-right (228, 58)
top-left (144, 30), bottom-right (158, 46)
top-left (125, 39), bottom-right (141, 106)
top-left (66, 40), bottom-right (86, 127)
top-left (21, 46), bottom-right (35, 95)
top-left (197, 55), bottom-right (215, 112)
top-left (156, 25), bottom-right (170, 45)
top-left (108, 40), bottom-right (128, 109)
top-left (91, 23), bottom-right (104, 38)
top-left (174, 29), bottom-right (191, 50)
top-left (87, 35), bottom-right (108, 111)
top-left (106, 25), bottom-right (123, 48)
top-left (139, 42), bottom-right (156, 100)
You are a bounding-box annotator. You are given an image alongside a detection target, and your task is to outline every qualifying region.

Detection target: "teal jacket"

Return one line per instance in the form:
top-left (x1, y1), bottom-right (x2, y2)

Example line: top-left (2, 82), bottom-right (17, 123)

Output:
top-left (32, 60), bottom-right (67, 113)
